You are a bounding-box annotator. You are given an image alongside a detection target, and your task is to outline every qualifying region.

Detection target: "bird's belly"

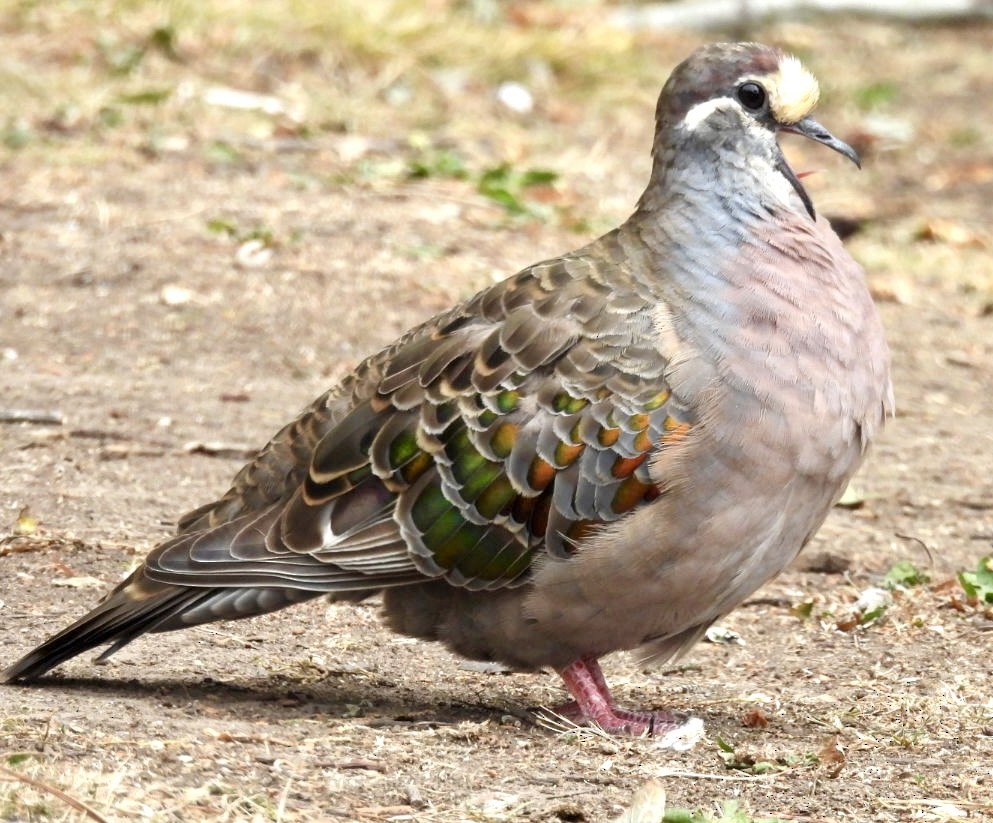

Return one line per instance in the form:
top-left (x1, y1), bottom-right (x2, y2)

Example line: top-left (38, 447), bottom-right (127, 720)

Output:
top-left (384, 394), bottom-right (865, 672)
top-left (522, 395), bottom-right (863, 665)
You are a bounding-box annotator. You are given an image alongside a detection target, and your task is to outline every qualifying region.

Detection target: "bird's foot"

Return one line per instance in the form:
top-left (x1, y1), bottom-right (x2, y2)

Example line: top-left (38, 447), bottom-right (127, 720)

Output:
top-left (552, 655), bottom-right (703, 747)
top-left (548, 698), bottom-right (687, 737)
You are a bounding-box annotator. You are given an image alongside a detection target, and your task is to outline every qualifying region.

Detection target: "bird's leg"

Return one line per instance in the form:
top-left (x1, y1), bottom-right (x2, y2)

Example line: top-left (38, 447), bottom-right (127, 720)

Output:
top-left (553, 655), bottom-right (687, 737)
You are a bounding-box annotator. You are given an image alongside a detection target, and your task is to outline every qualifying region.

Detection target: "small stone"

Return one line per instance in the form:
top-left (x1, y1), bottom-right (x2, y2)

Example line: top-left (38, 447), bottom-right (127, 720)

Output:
top-left (496, 81), bottom-right (534, 114)
top-left (159, 284), bottom-right (195, 306)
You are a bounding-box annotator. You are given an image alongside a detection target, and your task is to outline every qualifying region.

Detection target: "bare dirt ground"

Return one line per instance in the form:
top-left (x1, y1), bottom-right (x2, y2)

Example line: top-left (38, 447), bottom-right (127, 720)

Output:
top-left (2, 5), bottom-right (993, 822)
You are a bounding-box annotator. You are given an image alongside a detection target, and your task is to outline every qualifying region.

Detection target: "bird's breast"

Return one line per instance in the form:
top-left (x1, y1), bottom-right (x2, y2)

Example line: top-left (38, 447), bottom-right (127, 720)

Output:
top-left (651, 214), bottom-right (890, 485)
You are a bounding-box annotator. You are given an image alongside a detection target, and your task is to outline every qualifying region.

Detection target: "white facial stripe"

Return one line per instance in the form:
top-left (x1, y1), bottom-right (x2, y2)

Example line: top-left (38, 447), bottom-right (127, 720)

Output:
top-left (680, 53), bottom-right (820, 134)
top-left (677, 95), bottom-right (797, 208)
top-left (681, 96), bottom-right (734, 131)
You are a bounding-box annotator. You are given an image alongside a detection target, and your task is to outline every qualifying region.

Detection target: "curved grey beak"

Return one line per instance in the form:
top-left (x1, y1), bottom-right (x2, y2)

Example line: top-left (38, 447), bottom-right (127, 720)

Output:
top-left (782, 115), bottom-right (861, 169)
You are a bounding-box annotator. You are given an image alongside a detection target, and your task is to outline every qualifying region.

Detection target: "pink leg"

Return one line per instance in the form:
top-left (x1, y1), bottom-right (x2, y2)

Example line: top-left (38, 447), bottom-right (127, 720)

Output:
top-left (553, 655), bottom-right (687, 737)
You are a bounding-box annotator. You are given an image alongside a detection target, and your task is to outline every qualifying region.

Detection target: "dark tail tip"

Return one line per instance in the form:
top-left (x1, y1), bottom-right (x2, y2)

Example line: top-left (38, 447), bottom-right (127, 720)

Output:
top-left (3, 582), bottom-right (202, 683)
top-left (3, 649), bottom-right (66, 683)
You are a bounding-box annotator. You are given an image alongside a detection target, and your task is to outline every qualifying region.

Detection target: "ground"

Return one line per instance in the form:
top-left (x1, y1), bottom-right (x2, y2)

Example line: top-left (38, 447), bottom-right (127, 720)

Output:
top-left (1, 4), bottom-right (993, 822)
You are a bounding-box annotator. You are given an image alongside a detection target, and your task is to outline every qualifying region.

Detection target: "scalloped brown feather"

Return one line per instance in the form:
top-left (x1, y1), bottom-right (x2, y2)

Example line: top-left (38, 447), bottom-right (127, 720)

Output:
top-left (4, 44), bottom-right (890, 720)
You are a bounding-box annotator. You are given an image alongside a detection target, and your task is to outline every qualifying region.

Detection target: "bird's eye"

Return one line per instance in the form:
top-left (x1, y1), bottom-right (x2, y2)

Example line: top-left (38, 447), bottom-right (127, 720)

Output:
top-left (737, 82), bottom-right (767, 111)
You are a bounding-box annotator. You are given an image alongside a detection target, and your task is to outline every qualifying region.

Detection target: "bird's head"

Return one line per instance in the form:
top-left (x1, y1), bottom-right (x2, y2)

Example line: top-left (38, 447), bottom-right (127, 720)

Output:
top-left (651, 42), bottom-right (859, 219)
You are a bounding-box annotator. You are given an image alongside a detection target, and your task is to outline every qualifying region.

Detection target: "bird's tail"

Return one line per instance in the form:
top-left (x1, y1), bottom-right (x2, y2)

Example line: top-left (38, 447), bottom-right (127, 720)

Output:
top-left (2, 570), bottom-right (321, 683)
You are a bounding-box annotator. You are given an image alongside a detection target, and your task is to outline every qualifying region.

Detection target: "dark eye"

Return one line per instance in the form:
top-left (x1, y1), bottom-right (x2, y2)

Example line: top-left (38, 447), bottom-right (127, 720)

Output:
top-left (737, 82), bottom-right (767, 111)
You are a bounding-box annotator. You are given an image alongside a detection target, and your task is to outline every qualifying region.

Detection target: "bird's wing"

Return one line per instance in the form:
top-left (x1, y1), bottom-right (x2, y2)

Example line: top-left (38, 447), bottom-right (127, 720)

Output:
top-left (142, 251), bottom-right (690, 594)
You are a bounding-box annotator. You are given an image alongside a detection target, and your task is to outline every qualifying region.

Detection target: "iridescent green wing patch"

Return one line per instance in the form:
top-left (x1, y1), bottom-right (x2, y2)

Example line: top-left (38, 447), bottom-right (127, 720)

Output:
top-left (286, 260), bottom-right (688, 592)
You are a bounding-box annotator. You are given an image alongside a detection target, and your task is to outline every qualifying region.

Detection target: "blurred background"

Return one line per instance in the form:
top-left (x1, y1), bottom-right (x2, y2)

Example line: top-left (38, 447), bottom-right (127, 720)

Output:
top-left (2, 2), bottom-right (993, 822)
top-left (2, 0), bottom-right (992, 322)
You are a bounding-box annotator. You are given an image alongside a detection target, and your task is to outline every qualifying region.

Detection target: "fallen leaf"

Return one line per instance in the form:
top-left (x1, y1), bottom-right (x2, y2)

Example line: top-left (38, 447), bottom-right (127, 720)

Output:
top-left (819, 735), bottom-right (847, 778)
top-left (741, 708), bottom-right (770, 729)
top-left (14, 507), bottom-right (38, 536)
top-left (869, 276), bottom-right (915, 305)
top-left (835, 614), bottom-right (859, 632)
top-left (915, 219), bottom-right (988, 249)
top-left (835, 482), bottom-right (866, 509)
top-left (612, 780), bottom-right (666, 823)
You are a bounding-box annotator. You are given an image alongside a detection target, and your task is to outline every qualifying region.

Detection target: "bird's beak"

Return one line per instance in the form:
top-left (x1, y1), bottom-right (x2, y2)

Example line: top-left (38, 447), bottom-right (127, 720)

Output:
top-left (781, 115), bottom-right (861, 169)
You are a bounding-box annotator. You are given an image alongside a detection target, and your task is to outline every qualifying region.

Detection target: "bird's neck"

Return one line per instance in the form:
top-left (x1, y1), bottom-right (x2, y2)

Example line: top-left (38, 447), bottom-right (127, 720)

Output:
top-left (614, 176), bottom-right (891, 470)
top-left (636, 131), bottom-right (801, 220)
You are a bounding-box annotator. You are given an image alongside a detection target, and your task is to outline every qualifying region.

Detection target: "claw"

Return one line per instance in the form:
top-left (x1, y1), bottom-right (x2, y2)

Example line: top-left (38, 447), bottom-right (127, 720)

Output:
top-left (555, 655), bottom-right (694, 738)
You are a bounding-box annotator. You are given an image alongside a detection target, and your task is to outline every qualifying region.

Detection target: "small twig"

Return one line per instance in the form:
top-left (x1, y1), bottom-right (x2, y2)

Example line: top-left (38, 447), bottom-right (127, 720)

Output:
top-left (877, 796), bottom-right (993, 812)
top-left (530, 774), bottom-right (623, 787)
top-left (653, 767), bottom-right (781, 782)
top-left (193, 625), bottom-right (264, 647)
top-left (69, 428), bottom-right (170, 446)
top-left (208, 730), bottom-right (295, 746)
top-left (275, 777), bottom-right (292, 823)
top-left (0, 535), bottom-right (63, 557)
top-left (660, 662), bottom-right (703, 676)
top-left (38, 716), bottom-right (54, 753)
top-left (334, 758), bottom-right (388, 772)
top-left (895, 532), bottom-right (935, 571)
top-left (182, 440), bottom-right (256, 459)
top-left (0, 409), bottom-right (64, 425)
top-left (959, 500), bottom-right (993, 511)
top-left (0, 762), bottom-right (110, 823)
top-left (534, 708), bottom-right (616, 741)
top-left (121, 205), bottom-right (208, 231)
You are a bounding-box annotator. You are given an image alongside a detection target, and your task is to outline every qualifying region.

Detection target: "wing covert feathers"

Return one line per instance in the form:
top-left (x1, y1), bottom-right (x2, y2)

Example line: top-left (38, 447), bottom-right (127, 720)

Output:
top-left (4, 239), bottom-right (685, 681)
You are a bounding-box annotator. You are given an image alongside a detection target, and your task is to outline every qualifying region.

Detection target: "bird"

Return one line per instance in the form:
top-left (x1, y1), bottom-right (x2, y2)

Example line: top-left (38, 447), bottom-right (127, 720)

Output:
top-left (3, 42), bottom-right (892, 738)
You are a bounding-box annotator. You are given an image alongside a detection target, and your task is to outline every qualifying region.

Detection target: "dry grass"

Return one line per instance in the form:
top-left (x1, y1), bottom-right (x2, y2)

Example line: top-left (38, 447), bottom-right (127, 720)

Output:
top-left (0, 0), bottom-right (649, 157)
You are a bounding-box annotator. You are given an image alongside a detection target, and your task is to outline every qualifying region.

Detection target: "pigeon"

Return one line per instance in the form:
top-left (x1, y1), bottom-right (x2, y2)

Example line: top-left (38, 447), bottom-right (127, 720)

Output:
top-left (3, 42), bottom-right (892, 737)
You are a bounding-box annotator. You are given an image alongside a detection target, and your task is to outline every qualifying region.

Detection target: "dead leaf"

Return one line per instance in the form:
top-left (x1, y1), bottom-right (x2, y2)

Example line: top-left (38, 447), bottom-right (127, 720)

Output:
top-left (14, 507), bottom-right (38, 536)
top-left (741, 708), bottom-right (770, 729)
top-left (869, 276), bottom-right (914, 305)
top-left (612, 780), bottom-right (667, 823)
top-left (836, 482), bottom-right (866, 509)
top-left (915, 219), bottom-right (988, 249)
top-left (819, 735), bottom-right (847, 778)
top-left (835, 614), bottom-right (860, 632)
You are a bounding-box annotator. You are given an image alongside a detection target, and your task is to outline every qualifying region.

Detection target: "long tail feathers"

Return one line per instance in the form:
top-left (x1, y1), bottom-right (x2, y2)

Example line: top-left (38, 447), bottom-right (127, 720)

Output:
top-left (2, 573), bottom-right (321, 683)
